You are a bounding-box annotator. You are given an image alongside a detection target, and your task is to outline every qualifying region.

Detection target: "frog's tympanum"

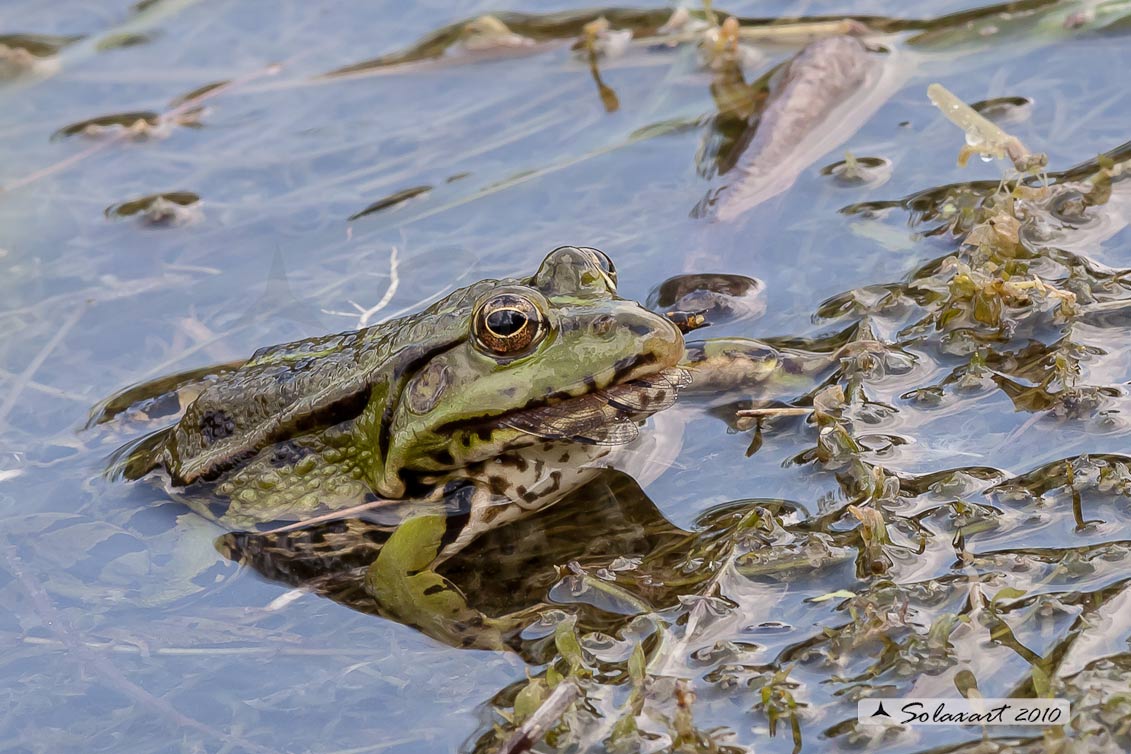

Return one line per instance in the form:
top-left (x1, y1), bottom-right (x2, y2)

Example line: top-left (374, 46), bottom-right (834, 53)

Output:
top-left (101, 246), bottom-right (692, 558)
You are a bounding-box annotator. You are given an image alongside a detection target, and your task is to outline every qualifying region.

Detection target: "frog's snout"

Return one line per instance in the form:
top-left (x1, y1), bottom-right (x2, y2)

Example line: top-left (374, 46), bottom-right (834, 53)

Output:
top-left (623, 305), bottom-right (686, 371)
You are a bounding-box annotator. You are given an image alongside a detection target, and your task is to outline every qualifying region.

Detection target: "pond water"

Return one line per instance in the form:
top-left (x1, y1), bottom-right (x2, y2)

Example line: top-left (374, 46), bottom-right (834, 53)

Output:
top-left (2, 1), bottom-right (1131, 753)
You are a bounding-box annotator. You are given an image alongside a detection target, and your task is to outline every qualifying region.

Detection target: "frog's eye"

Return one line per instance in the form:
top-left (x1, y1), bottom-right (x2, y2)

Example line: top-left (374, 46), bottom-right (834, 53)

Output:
top-left (473, 293), bottom-right (548, 357)
top-left (580, 247), bottom-right (617, 289)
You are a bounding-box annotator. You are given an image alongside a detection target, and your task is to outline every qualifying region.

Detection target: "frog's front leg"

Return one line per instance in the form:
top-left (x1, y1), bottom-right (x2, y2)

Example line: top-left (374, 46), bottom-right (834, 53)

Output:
top-left (653, 274), bottom-right (834, 399)
top-left (680, 337), bottom-right (838, 399)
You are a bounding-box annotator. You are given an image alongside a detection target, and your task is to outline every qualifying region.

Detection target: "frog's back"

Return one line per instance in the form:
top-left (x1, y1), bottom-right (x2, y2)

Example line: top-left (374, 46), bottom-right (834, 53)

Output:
top-left (119, 280), bottom-right (496, 486)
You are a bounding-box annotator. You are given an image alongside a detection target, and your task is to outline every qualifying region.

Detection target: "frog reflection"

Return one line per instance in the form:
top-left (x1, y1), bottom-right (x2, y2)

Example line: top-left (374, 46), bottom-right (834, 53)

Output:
top-left (218, 471), bottom-right (683, 654)
top-left (219, 470), bottom-right (814, 657)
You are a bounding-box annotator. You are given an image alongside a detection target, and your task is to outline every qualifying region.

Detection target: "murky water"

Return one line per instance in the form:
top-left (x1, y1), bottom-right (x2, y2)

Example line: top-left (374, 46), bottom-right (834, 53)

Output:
top-left (3, 1), bottom-right (1131, 752)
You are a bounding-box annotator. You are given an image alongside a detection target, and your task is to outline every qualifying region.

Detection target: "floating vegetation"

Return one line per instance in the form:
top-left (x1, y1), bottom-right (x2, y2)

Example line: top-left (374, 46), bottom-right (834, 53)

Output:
top-left (348, 185), bottom-right (432, 221)
top-left (457, 15), bottom-right (535, 54)
top-left (321, 9), bottom-right (673, 77)
top-left (0, 32), bottom-right (82, 59)
top-left (820, 154), bottom-right (893, 188)
top-left (52, 77), bottom-right (243, 141)
top-left (104, 191), bottom-right (202, 226)
top-left (971, 95), bottom-right (1035, 124)
top-left (3, 66), bottom-right (274, 195)
top-left (94, 31), bottom-right (159, 52)
top-left (52, 110), bottom-right (166, 140)
top-left (449, 86), bottom-right (1131, 751)
top-left (0, 33), bottom-right (78, 78)
top-left (648, 273), bottom-right (766, 324)
top-left (575, 17), bottom-right (628, 112)
top-left (167, 79), bottom-right (229, 108)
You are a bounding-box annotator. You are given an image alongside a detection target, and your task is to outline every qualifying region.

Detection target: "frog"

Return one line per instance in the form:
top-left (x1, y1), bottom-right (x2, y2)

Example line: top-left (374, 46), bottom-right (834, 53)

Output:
top-left (93, 245), bottom-right (851, 648)
top-left (96, 245), bottom-right (699, 558)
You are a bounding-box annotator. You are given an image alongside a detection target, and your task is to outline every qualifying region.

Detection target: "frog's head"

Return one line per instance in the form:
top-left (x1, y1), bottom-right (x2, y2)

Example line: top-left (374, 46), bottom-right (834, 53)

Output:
top-left (376, 246), bottom-right (686, 495)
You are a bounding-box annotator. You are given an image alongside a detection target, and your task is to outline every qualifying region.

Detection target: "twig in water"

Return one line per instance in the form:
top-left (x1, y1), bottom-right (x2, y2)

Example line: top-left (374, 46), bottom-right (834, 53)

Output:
top-left (735, 407), bottom-right (813, 418)
top-left (2, 542), bottom-right (283, 754)
top-left (0, 63), bottom-right (280, 193)
top-left (259, 496), bottom-right (401, 535)
top-left (322, 246), bottom-right (401, 328)
top-left (0, 303), bottom-right (86, 428)
top-left (497, 680), bottom-right (581, 754)
top-left (734, 406), bottom-right (811, 432)
top-left (358, 246), bottom-right (401, 327)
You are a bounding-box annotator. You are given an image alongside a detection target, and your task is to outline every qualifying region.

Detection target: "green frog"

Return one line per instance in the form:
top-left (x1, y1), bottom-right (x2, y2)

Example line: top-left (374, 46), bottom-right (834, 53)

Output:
top-left (97, 246), bottom-right (831, 553)
top-left (98, 246), bottom-right (710, 556)
top-left (94, 245), bottom-right (839, 647)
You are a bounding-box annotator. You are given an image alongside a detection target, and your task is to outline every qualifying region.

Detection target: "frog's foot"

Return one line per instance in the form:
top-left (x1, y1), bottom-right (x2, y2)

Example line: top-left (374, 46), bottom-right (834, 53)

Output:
top-left (105, 425), bottom-right (175, 481)
top-left (681, 337), bottom-right (838, 398)
top-left (664, 309), bottom-right (710, 334)
top-left (87, 359), bottom-right (246, 428)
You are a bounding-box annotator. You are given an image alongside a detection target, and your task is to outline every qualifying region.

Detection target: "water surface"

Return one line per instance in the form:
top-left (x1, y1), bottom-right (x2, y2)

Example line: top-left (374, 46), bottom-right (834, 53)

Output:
top-left (3, 1), bottom-right (1131, 752)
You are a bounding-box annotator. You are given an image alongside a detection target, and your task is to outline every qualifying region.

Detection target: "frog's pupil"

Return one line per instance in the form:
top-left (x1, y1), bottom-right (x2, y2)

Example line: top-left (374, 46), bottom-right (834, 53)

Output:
top-left (487, 308), bottom-right (526, 337)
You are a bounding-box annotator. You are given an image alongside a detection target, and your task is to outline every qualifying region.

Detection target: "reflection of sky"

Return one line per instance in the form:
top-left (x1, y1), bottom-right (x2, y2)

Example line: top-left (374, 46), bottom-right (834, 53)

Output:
top-left (2, 1), bottom-right (1131, 751)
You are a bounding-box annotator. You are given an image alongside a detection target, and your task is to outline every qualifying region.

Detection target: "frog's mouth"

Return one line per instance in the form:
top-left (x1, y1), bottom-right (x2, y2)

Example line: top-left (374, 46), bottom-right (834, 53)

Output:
top-left (494, 365), bottom-right (691, 446)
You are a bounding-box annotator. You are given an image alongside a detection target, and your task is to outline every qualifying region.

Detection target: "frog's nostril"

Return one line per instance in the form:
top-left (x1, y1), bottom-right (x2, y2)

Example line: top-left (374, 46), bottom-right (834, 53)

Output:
top-left (591, 315), bottom-right (615, 336)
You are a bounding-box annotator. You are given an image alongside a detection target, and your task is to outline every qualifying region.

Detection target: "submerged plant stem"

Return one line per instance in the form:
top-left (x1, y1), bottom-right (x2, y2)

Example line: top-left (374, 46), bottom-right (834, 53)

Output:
top-left (0, 303), bottom-right (85, 427)
top-left (1, 543), bottom-right (283, 754)
top-left (497, 680), bottom-right (581, 754)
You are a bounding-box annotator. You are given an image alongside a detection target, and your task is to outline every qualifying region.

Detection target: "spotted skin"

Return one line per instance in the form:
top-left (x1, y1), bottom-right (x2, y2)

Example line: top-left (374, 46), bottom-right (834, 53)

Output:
top-left (429, 442), bottom-right (613, 557)
top-left (680, 337), bottom-right (839, 399)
